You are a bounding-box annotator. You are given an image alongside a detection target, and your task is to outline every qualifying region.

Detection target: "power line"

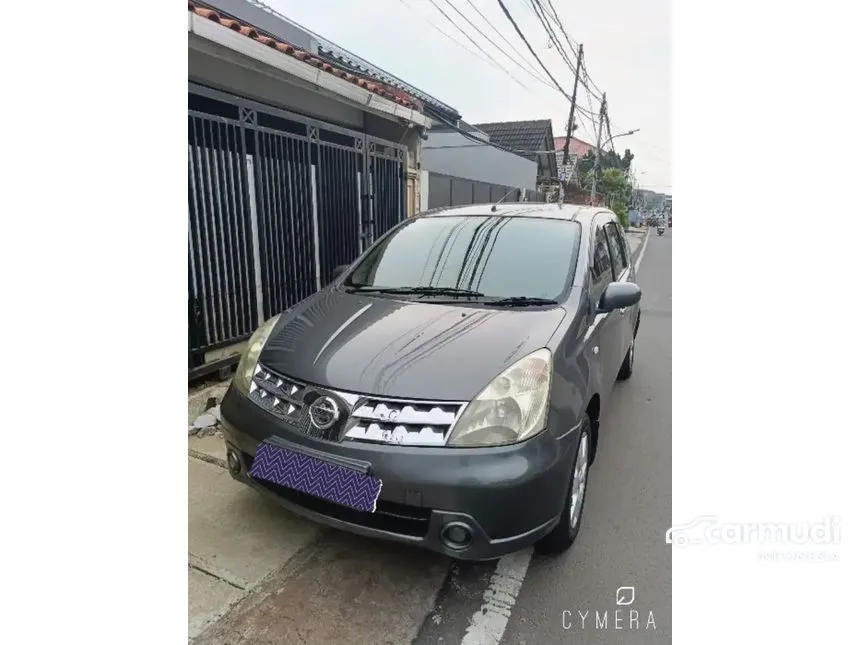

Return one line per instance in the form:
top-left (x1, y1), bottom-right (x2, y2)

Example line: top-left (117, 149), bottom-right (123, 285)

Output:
top-left (576, 103), bottom-right (601, 118)
top-left (582, 89), bottom-right (601, 144)
top-left (523, 1), bottom-right (622, 150)
top-left (439, 0), bottom-right (559, 92)
top-left (425, 0), bottom-right (531, 90)
top-left (577, 56), bottom-right (605, 102)
top-left (396, 0), bottom-right (511, 76)
top-left (527, 0), bottom-right (578, 74)
top-left (541, 0), bottom-right (580, 58)
top-left (494, 0), bottom-right (571, 97)
top-left (531, 0), bottom-right (604, 102)
top-left (462, 0), bottom-right (545, 79)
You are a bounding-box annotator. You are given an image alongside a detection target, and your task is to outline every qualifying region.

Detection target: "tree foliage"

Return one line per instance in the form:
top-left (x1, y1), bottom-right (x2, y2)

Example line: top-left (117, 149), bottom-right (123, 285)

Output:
top-left (575, 148), bottom-right (634, 183)
top-left (564, 147), bottom-right (638, 225)
top-left (612, 201), bottom-right (630, 229)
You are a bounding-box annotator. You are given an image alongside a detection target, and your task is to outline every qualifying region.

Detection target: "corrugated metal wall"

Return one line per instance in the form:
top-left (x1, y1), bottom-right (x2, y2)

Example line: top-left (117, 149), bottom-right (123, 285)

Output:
top-left (426, 171), bottom-right (540, 210)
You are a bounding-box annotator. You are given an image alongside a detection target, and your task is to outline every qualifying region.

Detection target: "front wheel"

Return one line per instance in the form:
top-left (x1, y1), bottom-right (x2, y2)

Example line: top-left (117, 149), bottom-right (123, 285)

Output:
top-left (536, 418), bottom-right (592, 554)
top-left (617, 336), bottom-right (635, 381)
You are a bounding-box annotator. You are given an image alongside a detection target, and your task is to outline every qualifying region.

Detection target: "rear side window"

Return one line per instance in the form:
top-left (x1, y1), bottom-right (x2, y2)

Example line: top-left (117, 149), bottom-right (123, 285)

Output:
top-left (604, 221), bottom-right (628, 278)
top-left (590, 227), bottom-right (613, 305)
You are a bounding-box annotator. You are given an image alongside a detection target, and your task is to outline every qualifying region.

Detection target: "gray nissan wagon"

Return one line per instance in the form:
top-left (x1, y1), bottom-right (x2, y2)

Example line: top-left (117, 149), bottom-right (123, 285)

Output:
top-left (219, 203), bottom-right (642, 561)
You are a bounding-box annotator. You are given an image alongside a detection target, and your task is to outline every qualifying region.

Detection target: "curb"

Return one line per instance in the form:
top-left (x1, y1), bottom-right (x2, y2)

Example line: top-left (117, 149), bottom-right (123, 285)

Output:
top-left (632, 227), bottom-right (651, 270)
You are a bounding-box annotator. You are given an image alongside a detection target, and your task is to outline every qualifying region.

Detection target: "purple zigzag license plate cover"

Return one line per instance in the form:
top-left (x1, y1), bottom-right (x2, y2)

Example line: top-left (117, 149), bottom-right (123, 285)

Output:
top-left (249, 442), bottom-right (383, 513)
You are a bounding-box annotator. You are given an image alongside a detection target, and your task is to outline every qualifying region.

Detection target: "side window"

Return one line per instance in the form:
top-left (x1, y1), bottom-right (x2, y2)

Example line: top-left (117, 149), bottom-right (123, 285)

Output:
top-left (590, 227), bottom-right (613, 304)
top-left (604, 222), bottom-right (628, 278)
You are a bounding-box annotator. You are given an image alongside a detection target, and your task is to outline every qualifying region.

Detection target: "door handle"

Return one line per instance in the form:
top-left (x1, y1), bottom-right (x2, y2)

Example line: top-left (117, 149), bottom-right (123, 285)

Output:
top-left (592, 346), bottom-right (599, 355)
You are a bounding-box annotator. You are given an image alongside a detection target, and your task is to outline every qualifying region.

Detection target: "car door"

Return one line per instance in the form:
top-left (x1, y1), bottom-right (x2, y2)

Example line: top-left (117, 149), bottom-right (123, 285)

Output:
top-left (585, 217), bottom-right (620, 399)
top-left (603, 217), bottom-right (636, 373)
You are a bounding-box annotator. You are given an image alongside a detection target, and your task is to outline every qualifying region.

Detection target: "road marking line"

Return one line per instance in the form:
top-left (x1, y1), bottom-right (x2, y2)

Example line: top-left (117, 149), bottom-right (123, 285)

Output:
top-left (635, 227), bottom-right (651, 275)
top-left (460, 547), bottom-right (533, 645)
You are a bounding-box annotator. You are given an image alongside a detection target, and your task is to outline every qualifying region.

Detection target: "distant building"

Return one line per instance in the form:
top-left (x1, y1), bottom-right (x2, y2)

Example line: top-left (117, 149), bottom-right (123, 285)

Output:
top-left (472, 120), bottom-right (559, 184)
top-left (422, 119), bottom-right (557, 207)
top-left (553, 135), bottom-right (596, 163)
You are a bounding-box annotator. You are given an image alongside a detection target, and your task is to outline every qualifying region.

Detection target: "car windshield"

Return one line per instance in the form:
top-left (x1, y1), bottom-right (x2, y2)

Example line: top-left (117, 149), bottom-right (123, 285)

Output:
top-left (344, 215), bottom-right (581, 301)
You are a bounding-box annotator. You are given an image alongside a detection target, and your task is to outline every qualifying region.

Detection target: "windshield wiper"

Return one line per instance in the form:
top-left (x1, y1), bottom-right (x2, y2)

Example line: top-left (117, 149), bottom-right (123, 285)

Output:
top-left (487, 296), bottom-right (559, 307)
top-left (346, 286), bottom-right (485, 298)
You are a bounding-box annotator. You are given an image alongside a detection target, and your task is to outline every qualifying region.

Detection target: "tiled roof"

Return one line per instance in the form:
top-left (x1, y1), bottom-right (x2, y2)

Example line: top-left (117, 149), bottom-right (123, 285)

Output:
top-left (188, 1), bottom-right (423, 111)
top-left (316, 46), bottom-right (460, 119)
top-left (473, 120), bottom-right (555, 163)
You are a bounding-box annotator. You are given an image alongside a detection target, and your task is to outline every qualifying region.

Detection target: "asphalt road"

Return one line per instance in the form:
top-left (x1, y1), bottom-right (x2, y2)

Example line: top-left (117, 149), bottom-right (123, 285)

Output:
top-left (499, 227), bottom-right (672, 645)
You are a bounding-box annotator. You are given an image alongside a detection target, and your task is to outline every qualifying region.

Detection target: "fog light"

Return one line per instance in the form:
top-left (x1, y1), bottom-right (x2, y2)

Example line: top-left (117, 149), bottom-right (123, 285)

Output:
top-left (441, 522), bottom-right (473, 550)
top-left (226, 449), bottom-right (242, 475)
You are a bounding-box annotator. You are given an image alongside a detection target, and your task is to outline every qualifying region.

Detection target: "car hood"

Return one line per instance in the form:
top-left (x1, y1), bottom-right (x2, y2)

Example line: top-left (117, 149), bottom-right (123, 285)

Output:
top-left (259, 289), bottom-right (567, 400)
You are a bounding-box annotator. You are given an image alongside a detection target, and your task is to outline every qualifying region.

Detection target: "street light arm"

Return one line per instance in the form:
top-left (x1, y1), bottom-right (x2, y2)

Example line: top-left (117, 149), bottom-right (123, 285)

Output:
top-left (597, 128), bottom-right (640, 152)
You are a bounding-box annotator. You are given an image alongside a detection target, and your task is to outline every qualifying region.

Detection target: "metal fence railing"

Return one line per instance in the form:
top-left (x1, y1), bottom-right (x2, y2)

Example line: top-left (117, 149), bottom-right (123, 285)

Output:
top-left (188, 84), bottom-right (408, 377)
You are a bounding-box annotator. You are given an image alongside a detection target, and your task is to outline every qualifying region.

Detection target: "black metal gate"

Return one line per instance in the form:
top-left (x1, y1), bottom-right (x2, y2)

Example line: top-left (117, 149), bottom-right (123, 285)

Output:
top-left (367, 137), bottom-right (407, 247)
top-left (188, 84), bottom-right (408, 373)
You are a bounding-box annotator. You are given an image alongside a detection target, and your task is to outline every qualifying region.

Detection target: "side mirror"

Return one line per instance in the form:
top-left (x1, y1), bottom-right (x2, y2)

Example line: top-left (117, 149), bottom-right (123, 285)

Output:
top-left (598, 282), bottom-right (642, 313)
top-left (332, 264), bottom-right (349, 281)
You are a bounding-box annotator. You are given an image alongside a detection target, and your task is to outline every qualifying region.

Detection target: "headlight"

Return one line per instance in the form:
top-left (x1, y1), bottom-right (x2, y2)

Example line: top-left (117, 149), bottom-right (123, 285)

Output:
top-left (447, 348), bottom-right (552, 447)
top-left (232, 314), bottom-right (281, 395)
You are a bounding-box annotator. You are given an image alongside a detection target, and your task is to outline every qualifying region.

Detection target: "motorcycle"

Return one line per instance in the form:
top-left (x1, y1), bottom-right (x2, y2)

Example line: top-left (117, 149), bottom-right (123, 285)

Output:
top-left (657, 226), bottom-right (665, 236)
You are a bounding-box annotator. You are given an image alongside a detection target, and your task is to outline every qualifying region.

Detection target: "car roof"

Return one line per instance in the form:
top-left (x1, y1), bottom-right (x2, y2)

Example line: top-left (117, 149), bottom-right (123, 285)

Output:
top-left (419, 202), bottom-right (609, 225)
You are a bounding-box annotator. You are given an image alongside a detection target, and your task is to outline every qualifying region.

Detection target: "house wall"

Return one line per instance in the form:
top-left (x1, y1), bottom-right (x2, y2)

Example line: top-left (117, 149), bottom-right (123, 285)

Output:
top-left (422, 131), bottom-right (538, 191)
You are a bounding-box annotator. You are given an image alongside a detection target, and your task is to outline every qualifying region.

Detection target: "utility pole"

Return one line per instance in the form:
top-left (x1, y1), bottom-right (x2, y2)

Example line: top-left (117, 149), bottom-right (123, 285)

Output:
top-left (590, 93), bottom-right (607, 205)
top-left (561, 44), bottom-right (584, 169)
top-left (558, 44), bottom-right (583, 205)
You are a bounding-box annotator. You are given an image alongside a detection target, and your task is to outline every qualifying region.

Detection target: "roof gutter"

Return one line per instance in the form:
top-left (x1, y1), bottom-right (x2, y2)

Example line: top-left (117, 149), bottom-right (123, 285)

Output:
top-left (188, 12), bottom-right (431, 129)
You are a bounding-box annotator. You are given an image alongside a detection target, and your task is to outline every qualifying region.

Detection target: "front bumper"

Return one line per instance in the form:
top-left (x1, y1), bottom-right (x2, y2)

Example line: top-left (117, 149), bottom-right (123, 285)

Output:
top-left (220, 386), bottom-right (580, 561)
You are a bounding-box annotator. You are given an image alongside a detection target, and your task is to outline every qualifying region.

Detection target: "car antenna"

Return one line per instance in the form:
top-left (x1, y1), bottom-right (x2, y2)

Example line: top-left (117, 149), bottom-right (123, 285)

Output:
top-left (490, 187), bottom-right (522, 212)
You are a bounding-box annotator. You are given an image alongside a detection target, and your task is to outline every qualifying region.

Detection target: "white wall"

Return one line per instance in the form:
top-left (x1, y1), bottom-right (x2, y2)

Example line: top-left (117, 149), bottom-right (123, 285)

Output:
top-left (423, 131), bottom-right (538, 190)
top-left (419, 170), bottom-right (430, 211)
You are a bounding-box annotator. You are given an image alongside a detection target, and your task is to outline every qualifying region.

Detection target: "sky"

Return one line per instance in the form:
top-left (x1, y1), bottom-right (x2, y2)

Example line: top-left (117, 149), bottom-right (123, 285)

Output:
top-left (267, 0), bottom-right (672, 193)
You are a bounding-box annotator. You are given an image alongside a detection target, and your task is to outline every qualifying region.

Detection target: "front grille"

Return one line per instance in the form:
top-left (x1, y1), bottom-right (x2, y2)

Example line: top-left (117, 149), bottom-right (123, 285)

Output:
top-left (248, 362), bottom-right (467, 447)
top-left (344, 398), bottom-right (464, 446)
top-left (248, 365), bottom-right (308, 424)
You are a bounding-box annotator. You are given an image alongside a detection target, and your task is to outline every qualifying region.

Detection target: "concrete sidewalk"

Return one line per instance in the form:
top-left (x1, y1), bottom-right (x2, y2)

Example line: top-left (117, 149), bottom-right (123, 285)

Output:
top-left (188, 431), bottom-right (450, 644)
top-left (188, 442), bottom-right (320, 639)
top-left (626, 227), bottom-right (647, 261)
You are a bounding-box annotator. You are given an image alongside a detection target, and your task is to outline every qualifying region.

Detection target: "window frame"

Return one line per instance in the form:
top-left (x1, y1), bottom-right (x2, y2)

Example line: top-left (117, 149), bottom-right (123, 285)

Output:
top-left (588, 223), bottom-right (614, 306)
top-left (604, 220), bottom-right (629, 280)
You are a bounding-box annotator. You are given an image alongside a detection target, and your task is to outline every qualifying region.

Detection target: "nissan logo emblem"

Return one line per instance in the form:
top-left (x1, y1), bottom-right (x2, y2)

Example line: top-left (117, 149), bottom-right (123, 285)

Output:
top-left (308, 396), bottom-right (340, 431)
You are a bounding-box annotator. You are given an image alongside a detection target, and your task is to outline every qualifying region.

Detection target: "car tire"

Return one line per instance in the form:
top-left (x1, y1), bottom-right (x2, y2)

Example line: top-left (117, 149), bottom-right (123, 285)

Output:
top-left (617, 336), bottom-right (635, 381)
top-left (535, 417), bottom-right (592, 555)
